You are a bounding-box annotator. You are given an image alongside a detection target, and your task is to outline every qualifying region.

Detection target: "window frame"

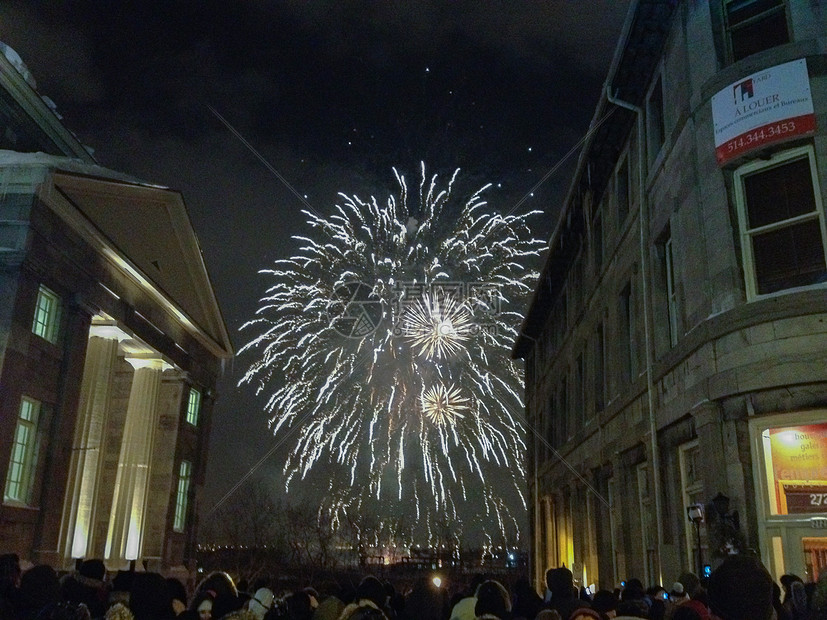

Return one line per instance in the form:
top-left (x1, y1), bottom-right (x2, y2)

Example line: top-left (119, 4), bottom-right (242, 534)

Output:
top-left (646, 73), bottom-right (666, 165)
top-left (4, 396), bottom-right (41, 505)
top-left (173, 460), bottom-right (192, 532)
top-left (546, 390), bottom-right (556, 456)
top-left (619, 281), bottom-right (636, 381)
top-left (664, 236), bottom-right (679, 347)
top-left (594, 322), bottom-right (606, 413)
top-left (593, 209), bottom-right (604, 275)
top-left (574, 351), bottom-right (585, 428)
top-left (616, 154), bottom-right (631, 226)
top-left (185, 387), bottom-right (202, 426)
top-left (725, 0), bottom-right (790, 63)
top-left (31, 284), bottom-right (62, 344)
top-left (733, 145), bottom-right (827, 300)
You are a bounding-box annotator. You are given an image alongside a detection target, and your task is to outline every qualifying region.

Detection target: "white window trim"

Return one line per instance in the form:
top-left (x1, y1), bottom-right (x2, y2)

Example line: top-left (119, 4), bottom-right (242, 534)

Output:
top-left (32, 285), bottom-right (61, 344)
top-left (173, 460), bottom-right (192, 532)
top-left (4, 396), bottom-right (41, 505)
top-left (748, 409), bottom-right (827, 579)
top-left (733, 145), bottom-right (827, 300)
top-left (186, 388), bottom-right (201, 426)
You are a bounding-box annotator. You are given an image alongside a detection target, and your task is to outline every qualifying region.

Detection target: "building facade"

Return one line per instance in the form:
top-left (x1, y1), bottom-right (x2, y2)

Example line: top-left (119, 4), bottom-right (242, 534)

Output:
top-left (0, 46), bottom-right (233, 571)
top-left (514, 0), bottom-right (827, 592)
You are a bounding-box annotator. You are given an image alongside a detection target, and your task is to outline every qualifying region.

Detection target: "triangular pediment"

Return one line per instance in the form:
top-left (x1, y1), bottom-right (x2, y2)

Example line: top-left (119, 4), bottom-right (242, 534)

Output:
top-left (51, 169), bottom-right (233, 358)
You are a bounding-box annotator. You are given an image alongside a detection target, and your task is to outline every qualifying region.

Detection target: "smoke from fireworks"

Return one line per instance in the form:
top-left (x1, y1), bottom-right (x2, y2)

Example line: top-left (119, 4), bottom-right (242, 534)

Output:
top-left (240, 164), bottom-right (542, 545)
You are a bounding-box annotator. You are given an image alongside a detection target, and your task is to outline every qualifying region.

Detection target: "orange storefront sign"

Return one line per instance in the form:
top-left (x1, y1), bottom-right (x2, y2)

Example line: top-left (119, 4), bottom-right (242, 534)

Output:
top-left (768, 424), bottom-right (827, 515)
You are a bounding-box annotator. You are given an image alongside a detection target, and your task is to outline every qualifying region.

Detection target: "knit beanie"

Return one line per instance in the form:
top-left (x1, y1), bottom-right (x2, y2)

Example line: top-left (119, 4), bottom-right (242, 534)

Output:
top-left (79, 559), bottom-right (106, 581)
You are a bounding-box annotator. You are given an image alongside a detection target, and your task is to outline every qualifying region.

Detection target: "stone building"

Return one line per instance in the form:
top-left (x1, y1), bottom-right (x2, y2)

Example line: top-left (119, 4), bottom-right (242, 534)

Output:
top-left (0, 46), bottom-right (233, 571)
top-left (513, 0), bottom-right (827, 592)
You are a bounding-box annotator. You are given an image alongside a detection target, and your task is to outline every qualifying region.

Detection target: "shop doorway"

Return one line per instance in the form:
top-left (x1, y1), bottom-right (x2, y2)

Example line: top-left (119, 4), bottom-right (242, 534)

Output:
top-left (768, 526), bottom-right (827, 583)
top-left (751, 415), bottom-right (827, 583)
top-left (803, 536), bottom-right (827, 581)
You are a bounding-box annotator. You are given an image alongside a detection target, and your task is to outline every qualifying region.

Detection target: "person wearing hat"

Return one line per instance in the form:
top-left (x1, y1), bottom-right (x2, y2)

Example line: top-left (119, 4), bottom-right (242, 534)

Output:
top-left (669, 582), bottom-right (689, 605)
top-left (706, 555), bottom-right (774, 620)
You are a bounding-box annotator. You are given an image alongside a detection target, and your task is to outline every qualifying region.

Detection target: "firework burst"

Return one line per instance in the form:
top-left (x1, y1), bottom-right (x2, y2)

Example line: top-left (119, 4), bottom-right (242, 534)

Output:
top-left (421, 383), bottom-right (469, 426)
top-left (401, 292), bottom-right (472, 360)
top-left (240, 164), bottom-right (543, 545)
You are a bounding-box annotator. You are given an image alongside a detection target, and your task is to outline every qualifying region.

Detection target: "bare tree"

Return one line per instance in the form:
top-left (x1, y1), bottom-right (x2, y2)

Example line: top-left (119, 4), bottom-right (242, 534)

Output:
top-left (199, 480), bottom-right (288, 580)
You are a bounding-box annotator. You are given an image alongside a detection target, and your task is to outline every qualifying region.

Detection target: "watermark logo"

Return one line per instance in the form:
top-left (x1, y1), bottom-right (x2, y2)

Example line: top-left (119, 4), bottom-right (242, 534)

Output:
top-left (325, 281), bottom-right (384, 338)
top-left (326, 280), bottom-right (504, 340)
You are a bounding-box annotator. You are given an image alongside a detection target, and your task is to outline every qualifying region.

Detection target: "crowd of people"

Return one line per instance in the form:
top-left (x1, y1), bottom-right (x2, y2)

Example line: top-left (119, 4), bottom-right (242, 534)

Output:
top-left (1, 552), bottom-right (827, 620)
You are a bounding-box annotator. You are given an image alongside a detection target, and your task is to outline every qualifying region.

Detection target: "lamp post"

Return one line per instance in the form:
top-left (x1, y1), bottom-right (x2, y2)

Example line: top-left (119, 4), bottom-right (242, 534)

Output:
top-left (687, 504), bottom-right (704, 577)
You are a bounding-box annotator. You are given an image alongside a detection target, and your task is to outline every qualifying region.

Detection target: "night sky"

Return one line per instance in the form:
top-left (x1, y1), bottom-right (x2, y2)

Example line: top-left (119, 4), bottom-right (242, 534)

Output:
top-left (1, 0), bottom-right (630, 541)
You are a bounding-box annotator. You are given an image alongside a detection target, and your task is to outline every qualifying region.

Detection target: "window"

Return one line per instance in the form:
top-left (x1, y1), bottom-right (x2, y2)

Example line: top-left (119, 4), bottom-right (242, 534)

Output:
top-left (173, 460), bottom-right (192, 532)
top-left (546, 393), bottom-right (555, 455)
top-left (559, 376), bottom-right (568, 443)
top-left (619, 282), bottom-right (636, 381)
top-left (617, 157), bottom-right (630, 224)
top-left (571, 252), bottom-right (583, 311)
top-left (594, 323), bottom-right (606, 412)
top-left (759, 422), bottom-right (827, 516)
top-left (555, 292), bottom-right (568, 348)
top-left (647, 76), bottom-right (665, 163)
top-left (574, 353), bottom-right (585, 428)
top-left (726, 0), bottom-right (789, 62)
top-left (185, 388), bottom-right (201, 426)
top-left (664, 235), bottom-right (679, 347)
top-left (31, 285), bottom-right (61, 343)
top-left (734, 147), bottom-right (826, 298)
top-left (593, 211), bottom-right (604, 273)
top-left (4, 397), bottom-right (40, 504)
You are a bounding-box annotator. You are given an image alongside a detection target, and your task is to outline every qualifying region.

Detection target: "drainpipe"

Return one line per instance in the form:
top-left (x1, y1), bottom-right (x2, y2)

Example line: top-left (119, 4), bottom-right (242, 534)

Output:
top-left (604, 87), bottom-right (664, 586)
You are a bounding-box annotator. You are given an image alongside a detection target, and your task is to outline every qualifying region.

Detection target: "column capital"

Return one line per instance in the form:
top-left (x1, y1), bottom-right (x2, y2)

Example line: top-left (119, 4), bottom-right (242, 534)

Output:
top-left (124, 357), bottom-right (172, 372)
top-left (89, 324), bottom-right (132, 342)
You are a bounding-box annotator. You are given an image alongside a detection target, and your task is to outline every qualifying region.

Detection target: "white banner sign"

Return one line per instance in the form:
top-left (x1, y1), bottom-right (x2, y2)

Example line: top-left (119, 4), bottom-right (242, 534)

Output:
top-left (712, 59), bottom-right (816, 165)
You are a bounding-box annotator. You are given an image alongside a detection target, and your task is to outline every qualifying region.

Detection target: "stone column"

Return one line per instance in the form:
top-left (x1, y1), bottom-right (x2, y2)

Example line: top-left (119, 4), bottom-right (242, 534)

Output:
top-left (60, 326), bottom-right (127, 563)
top-left (105, 357), bottom-right (169, 567)
top-left (691, 400), bottom-right (727, 499)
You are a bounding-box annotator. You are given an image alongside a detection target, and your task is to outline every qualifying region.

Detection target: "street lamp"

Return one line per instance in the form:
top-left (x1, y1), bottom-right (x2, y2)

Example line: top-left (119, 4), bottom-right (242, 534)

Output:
top-left (687, 504), bottom-right (704, 577)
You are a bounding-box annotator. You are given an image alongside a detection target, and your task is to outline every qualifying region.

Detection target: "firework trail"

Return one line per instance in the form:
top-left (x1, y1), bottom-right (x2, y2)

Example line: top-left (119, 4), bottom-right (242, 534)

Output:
top-left (240, 164), bottom-right (543, 545)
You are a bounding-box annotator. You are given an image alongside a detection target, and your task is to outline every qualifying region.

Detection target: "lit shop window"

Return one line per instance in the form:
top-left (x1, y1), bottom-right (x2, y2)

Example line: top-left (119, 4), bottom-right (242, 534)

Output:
top-left (761, 422), bottom-right (827, 516)
top-left (31, 285), bottom-right (62, 343)
top-left (4, 397), bottom-right (41, 504)
top-left (173, 460), bottom-right (192, 532)
top-left (186, 388), bottom-right (201, 426)
top-left (734, 146), bottom-right (827, 298)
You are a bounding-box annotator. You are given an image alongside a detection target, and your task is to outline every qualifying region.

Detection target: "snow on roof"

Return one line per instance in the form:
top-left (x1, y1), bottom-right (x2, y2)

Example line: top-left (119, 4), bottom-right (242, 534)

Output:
top-left (0, 42), bottom-right (36, 89)
top-left (0, 150), bottom-right (168, 190)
